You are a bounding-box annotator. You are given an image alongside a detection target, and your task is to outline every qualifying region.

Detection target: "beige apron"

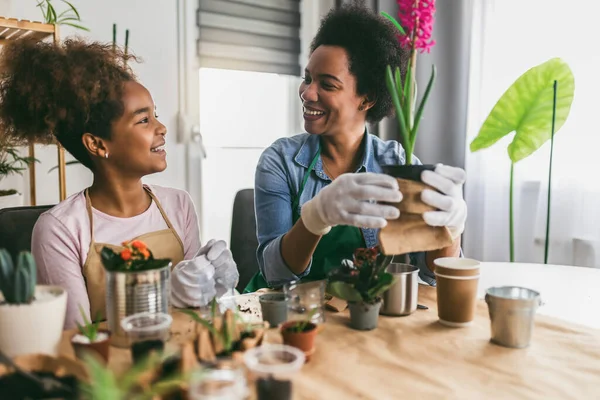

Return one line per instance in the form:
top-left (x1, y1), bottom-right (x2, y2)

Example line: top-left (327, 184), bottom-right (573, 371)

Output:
top-left (82, 186), bottom-right (185, 320)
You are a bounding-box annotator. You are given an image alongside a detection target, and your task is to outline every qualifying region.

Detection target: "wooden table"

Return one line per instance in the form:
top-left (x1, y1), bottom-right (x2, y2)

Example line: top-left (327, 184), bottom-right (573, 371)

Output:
top-left (59, 262), bottom-right (600, 399)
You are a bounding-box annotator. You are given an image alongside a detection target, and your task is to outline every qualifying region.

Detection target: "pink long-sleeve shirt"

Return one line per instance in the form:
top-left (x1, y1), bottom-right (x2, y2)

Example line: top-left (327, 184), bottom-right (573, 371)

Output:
top-left (31, 184), bottom-right (201, 329)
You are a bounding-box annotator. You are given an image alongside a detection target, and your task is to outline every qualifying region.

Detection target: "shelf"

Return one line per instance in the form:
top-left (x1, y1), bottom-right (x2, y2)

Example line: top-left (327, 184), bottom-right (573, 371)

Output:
top-left (0, 17), bottom-right (56, 46)
top-left (0, 17), bottom-right (64, 204)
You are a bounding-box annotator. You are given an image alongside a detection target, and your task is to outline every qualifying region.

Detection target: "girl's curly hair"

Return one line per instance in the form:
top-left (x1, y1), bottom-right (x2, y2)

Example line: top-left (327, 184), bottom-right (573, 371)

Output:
top-left (0, 37), bottom-right (139, 169)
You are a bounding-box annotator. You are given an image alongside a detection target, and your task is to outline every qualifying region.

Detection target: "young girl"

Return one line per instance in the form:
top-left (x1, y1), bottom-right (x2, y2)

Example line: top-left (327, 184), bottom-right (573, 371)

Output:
top-left (0, 37), bottom-right (238, 328)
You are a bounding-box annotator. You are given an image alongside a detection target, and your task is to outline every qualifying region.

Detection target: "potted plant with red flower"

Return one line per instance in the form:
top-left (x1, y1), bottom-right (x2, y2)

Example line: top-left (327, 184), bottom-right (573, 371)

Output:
top-left (100, 240), bottom-right (172, 348)
top-left (327, 247), bottom-right (396, 330)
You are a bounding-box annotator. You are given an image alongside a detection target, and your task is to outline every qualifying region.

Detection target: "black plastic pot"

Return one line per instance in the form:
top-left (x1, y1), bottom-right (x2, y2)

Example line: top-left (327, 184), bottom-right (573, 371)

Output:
top-left (381, 164), bottom-right (435, 182)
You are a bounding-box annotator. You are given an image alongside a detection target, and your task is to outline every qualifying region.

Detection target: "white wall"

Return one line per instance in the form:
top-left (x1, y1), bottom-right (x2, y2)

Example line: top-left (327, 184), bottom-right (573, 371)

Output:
top-left (3, 0), bottom-right (187, 206)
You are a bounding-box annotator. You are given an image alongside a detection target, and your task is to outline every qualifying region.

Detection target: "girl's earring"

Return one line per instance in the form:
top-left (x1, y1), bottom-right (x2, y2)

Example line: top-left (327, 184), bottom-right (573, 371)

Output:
top-left (105, 153), bottom-right (109, 159)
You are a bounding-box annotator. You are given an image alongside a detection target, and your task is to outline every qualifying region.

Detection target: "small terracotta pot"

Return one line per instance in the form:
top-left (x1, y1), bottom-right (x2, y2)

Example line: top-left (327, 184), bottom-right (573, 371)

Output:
top-left (280, 321), bottom-right (318, 362)
top-left (70, 329), bottom-right (111, 363)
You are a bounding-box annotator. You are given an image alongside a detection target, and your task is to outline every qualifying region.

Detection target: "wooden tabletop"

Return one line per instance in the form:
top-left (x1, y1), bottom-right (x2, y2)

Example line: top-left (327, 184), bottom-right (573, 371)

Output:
top-left (59, 273), bottom-right (600, 399)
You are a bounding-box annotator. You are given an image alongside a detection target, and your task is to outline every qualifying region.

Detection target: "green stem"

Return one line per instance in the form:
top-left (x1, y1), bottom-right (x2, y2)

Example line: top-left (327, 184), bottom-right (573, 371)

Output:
top-left (509, 162), bottom-right (515, 262)
top-left (544, 80), bottom-right (558, 264)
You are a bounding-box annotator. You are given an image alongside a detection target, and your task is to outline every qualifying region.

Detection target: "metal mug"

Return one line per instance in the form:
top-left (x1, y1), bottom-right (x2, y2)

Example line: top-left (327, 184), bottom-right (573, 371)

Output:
top-left (380, 263), bottom-right (419, 316)
top-left (485, 286), bottom-right (542, 349)
top-left (106, 264), bottom-right (171, 348)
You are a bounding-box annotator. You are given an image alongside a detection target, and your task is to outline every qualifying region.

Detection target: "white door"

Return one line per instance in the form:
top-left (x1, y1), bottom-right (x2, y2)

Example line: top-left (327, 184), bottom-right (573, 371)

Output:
top-left (198, 68), bottom-right (301, 243)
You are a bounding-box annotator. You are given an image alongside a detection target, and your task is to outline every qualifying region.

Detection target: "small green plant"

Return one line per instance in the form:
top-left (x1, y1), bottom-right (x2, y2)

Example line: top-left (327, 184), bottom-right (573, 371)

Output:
top-left (37, 0), bottom-right (89, 31)
top-left (285, 307), bottom-right (318, 333)
top-left (180, 298), bottom-right (237, 355)
top-left (75, 304), bottom-right (102, 342)
top-left (79, 352), bottom-right (185, 400)
top-left (0, 249), bottom-right (36, 304)
top-left (0, 143), bottom-right (37, 197)
top-left (180, 297), bottom-right (260, 359)
top-left (327, 247), bottom-right (396, 305)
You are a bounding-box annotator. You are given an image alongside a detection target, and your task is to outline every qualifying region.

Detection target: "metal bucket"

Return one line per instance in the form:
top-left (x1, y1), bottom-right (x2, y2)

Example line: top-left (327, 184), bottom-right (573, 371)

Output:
top-left (485, 286), bottom-right (541, 349)
top-left (106, 264), bottom-right (171, 348)
top-left (380, 263), bottom-right (419, 316)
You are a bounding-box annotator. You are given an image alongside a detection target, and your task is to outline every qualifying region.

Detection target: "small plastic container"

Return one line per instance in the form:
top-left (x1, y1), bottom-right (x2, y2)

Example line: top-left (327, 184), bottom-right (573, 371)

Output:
top-left (243, 344), bottom-right (305, 400)
top-left (188, 362), bottom-right (248, 400)
top-left (120, 312), bottom-right (172, 364)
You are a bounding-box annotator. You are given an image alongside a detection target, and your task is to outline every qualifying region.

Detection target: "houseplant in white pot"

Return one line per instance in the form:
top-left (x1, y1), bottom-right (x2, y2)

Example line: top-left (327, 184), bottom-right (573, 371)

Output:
top-left (0, 249), bottom-right (67, 357)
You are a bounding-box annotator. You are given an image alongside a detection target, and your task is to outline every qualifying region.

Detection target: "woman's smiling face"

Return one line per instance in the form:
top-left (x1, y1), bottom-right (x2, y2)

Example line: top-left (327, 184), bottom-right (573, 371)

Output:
top-left (299, 45), bottom-right (369, 137)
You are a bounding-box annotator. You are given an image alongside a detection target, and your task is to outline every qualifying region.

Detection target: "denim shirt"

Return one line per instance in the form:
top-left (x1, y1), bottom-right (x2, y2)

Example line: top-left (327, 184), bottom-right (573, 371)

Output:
top-left (254, 131), bottom-right (438, 287)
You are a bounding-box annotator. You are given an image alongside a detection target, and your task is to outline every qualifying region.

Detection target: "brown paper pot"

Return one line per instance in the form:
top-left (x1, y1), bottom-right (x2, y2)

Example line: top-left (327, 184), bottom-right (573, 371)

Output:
top-left (434, 257), bottom-right (481, 327)
top-left (280, 321), bottom-right (318, 362)
top-left (71, 329), bottom-right (111, 363)
top-left (379, 165), bottom-right (453, 255)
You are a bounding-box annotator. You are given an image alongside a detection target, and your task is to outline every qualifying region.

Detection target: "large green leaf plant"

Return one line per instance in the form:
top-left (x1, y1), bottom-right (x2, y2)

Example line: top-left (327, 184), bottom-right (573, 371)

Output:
top-left (470, 58), bottom-right (575, 262)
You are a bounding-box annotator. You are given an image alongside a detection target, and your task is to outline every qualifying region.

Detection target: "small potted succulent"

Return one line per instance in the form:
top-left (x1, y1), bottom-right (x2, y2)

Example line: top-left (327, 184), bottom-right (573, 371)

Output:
top-left (101, 240), bottom-right (173, 348)
top-left (327, 247), bottom-right (397, 331)
top-left (0, 249), bottom-right (67, 357)
top-left (71, 305), bottom-right (111, 363)
top-left (280, 308), bottom-right (319, 362)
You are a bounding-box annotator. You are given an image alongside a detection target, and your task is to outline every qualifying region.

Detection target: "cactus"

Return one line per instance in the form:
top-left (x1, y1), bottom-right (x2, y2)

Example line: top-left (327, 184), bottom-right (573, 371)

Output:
top-left (0, 249), bottom-right (36, 304)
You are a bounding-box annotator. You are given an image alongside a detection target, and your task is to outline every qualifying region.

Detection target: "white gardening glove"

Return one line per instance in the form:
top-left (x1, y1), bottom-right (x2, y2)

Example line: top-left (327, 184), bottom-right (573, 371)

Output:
top-left (301, 172), bottom-right (402, 236)
top-left (197, 239), bottom-right (239, 298)
top-left (171, 255), bottom-right (216, 308)
top-left (421, 164), bottom-right (467, 239)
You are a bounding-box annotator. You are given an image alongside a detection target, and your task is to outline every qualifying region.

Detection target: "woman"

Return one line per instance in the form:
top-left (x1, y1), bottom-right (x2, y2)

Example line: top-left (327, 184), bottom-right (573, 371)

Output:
top-left (245, 4), bottom-right (467, 292)
top-left (0, 38), bottom-right (238, 328)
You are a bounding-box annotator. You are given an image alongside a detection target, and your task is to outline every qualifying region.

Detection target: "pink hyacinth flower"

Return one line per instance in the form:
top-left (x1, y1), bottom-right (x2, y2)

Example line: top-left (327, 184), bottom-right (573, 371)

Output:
top-left (397, 0), bottom-right (436, 53)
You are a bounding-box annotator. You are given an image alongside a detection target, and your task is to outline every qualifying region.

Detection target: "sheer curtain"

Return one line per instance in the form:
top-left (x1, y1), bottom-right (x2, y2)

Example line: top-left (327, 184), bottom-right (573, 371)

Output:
top-left (463, 0), bottom-right (600, 267)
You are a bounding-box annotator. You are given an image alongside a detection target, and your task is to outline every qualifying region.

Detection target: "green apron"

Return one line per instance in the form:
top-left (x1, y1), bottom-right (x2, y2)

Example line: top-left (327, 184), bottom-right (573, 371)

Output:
top-left (244, 146), bottom-right (366, 293)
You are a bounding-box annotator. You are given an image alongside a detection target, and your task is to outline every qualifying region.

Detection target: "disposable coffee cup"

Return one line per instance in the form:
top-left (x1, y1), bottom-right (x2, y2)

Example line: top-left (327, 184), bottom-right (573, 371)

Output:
top-left (434, 257), bottom-right (480, 327)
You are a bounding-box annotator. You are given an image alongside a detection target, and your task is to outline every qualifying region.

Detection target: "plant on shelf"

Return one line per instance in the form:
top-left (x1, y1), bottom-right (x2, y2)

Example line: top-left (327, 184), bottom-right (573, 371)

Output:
top-left (470, 58), bottom-right (575, 263)
top-left (0, 136), bottom-right (37, 204)
top-left (327, 247), bottom-right (396, 330)
top-left (381, 0), bottom-right (437, 165)
top-left (0, 249), bottom-right (68, 357)
top-left (179, 297), bottom-right (267, 364)
top-left (101, 240), bottom-right (171, 272)
top-left (37, 0), bottom-right (89, 31)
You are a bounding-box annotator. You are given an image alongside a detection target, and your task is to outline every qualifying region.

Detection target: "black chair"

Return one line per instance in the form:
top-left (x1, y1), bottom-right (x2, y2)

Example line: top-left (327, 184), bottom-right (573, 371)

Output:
top-left (0, 205), bottom-right (54, 258)
top-left (230, 189), bottom-right (259, 293)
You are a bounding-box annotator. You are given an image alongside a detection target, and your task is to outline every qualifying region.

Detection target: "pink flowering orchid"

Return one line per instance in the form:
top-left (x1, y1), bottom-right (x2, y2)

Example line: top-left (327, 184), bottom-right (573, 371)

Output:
top-left (397, 0), bottom-right (436, 53)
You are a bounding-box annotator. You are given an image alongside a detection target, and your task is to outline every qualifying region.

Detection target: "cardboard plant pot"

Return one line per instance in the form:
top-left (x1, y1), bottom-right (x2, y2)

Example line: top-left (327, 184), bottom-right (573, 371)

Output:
top-left (378, 165), bottom-right (454, 255)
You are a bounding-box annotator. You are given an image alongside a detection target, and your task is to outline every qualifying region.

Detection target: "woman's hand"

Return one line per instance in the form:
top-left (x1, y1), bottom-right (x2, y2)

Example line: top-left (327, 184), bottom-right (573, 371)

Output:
top-left (421, 164), bottom-right (467, 239)
top-left (301, 172), bottom-right (402, 235)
